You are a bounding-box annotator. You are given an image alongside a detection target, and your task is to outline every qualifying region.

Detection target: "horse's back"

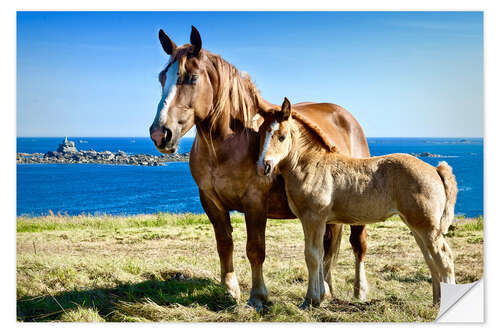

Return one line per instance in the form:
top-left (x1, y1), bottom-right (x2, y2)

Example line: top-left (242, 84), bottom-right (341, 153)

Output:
top-left (291, 102), bottom-right (370, 158)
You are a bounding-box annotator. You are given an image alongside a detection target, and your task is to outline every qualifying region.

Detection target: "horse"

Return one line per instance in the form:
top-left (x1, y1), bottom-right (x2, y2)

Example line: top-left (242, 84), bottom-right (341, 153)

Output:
top-left (149, 26), bottom-right (372, 309)
top-left (256, 97), bottom-right (457, 307)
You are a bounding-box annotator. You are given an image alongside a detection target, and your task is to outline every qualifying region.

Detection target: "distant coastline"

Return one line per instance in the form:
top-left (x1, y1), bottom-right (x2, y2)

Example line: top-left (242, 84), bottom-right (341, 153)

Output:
top-left (17, 151), bottom-right (189, 166)
top-left (16, 137), bottom-right (189, 166)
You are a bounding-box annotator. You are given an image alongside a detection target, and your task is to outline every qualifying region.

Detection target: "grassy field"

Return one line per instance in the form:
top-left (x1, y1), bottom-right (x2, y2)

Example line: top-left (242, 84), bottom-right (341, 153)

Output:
top-left (16, 213), bottom-right (483, 322)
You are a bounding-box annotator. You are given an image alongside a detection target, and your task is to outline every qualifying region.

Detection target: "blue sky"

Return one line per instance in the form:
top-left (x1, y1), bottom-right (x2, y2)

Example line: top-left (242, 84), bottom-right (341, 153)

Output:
top-left (17, 11), bottom-right (483, 137)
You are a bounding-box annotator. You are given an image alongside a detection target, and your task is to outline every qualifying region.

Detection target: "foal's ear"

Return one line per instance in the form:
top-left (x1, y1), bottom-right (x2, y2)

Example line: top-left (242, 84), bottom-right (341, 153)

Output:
top-left (190, 25), bottom-right (202, 56)
top-left (281, 97), bottom-right (292, 120)
top-left (159, 29), bottom-right (176, 55)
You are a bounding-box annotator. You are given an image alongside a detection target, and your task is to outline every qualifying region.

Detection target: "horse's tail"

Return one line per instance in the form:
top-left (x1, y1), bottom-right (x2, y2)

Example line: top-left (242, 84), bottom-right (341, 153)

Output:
top-left (436, 161), bottom-right (458, 234)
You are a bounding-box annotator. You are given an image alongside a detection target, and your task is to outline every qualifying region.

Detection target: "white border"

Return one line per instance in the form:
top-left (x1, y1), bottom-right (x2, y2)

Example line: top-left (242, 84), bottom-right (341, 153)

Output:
top-left (4, 1), bottom-right (498, 331)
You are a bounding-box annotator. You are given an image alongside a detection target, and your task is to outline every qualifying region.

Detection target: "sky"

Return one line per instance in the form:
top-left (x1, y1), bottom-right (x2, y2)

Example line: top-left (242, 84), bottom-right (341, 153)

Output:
top-left (16, 11), bottom-right (483, 137)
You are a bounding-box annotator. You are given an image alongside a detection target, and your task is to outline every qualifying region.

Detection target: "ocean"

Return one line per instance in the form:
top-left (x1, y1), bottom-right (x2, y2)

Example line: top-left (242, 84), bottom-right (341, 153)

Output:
top-left (16, 137), bottom-right (483, 217)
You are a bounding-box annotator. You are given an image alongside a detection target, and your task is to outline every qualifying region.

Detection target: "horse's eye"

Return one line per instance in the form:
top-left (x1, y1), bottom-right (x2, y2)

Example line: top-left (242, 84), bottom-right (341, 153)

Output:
top-left (278, 135), bottom-right (286, 142)
top-left (191, 74), bottom-right (198, 84)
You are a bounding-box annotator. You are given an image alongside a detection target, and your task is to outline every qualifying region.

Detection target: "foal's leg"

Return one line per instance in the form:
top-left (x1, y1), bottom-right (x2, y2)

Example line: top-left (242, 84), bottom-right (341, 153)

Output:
top-left (199, 191), bottom-right (240, 301)
top-left (243, 198), bottom-right (269, 310)
top-left (349, 225), bottom-right (369, 301)
top-left (322, 224), bottom-right (343, 299)
top-left (419, 230), bottom-right (456, 304)
top-left (301, 217), bottom-right (327, 308)
top-left (410, 229), bottom-right (441, 304)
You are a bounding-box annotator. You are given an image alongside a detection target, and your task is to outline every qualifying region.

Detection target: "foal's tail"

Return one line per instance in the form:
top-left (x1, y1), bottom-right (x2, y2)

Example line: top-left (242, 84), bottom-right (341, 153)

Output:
top-left (436, 161), bottom-right (458, 234)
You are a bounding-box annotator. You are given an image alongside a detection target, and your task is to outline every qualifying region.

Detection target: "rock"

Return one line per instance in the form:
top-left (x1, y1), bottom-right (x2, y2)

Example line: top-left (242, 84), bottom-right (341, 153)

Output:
top-left (57, 137), bottom-right (78, 153)
top-left (411, 152), bottom-right (442, 158)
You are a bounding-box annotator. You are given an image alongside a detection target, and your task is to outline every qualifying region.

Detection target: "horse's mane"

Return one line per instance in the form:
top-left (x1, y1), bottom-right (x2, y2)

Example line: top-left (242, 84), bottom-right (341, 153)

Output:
top-left (203, 51), bottom-right (263, 133)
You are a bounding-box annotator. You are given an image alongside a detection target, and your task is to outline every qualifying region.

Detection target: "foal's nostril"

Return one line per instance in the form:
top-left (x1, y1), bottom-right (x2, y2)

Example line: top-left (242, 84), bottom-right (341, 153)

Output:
top-left (264, 163), bottom-right (271, 175)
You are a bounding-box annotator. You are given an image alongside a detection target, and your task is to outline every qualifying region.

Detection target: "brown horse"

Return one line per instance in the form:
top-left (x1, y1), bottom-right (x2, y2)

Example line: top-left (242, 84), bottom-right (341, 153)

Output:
top-left (149, 26), bottom-right (371, 309)
top-left (257, 98), bottom-right (457, 306)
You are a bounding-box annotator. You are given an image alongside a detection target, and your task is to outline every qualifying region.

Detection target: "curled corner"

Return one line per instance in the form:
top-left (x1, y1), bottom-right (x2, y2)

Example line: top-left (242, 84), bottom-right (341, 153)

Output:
top-left (436, 279), bottom-right (484, 322)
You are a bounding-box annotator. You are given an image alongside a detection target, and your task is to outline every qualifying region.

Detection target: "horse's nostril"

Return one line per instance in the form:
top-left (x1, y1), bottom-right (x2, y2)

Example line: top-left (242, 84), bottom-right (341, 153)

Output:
top-left (158, 137), bottom-right (167, 149)
top-left (161, 126), bottom-right (167, 134)
top-left (164, 128), bottom-right (172, 143)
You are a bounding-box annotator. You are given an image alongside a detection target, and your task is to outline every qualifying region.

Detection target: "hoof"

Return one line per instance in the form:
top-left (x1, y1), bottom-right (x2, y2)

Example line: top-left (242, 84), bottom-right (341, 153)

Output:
top-left (354, 282), bottom-right (369, 302)
top-left (247, 297), bottom-right (267, 313)
top-left (322, 281), bottom-right (332, 301)
top-left (354, 287), bottom-right (368, 302)
top-left (224, 273), bottom-right (241, 301)
top-left (247, 286), bottom-right (269, 312)
top-left (299, 298), bottom-right (320, 310)
top-left (299, 300), bottom-right (312, 310)
top-left (227, 286), bottom-right (241, 301)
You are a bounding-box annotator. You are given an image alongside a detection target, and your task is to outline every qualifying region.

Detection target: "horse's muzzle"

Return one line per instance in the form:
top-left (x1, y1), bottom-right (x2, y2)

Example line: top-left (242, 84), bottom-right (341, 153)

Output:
top-left (150, 125), bottom-right (173, 151)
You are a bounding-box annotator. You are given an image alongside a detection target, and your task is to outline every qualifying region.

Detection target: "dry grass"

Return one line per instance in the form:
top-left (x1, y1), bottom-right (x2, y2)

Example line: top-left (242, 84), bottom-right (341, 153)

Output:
top-left (16, 213), bottom-right (483, 322)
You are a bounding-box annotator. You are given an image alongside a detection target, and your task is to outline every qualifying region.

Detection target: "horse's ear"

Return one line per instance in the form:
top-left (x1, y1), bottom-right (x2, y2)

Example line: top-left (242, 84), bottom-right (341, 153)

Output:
top-left (159, 29), bottom-right (176, 55)
top-left (281, 97), bottom-right (292, 120)
top-left (190, 25), bottom-right (202, 56)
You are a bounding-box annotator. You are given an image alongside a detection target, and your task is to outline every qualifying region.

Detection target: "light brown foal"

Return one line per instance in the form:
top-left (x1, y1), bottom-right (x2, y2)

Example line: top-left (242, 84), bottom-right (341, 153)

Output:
top-left (257, 98), bottom-right (457, 307)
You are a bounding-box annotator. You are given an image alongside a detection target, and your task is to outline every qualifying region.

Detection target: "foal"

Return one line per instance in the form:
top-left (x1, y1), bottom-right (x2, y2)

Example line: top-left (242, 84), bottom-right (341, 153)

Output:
top-left (257, 98), bottom-right (458, 307)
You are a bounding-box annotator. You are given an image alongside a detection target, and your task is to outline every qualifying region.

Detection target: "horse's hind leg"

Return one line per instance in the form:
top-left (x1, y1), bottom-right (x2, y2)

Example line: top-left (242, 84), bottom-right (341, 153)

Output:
top-left (301, 216), bottom-right (327, 308)
top-left (350, 225), bottom-right (369, 301)
top-left (322, 224), bottom-right (343, 299)
top-left (199, 190), bottom-right (240, 301)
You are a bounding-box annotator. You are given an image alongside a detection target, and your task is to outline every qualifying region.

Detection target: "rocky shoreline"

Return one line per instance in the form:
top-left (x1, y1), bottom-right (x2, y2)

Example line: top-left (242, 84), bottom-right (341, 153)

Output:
top-left (17, 137), bottom-right (189, 166)
top-left (410, 152), bottom-right (443, 158)
top-left (17, 150), bottom-right (189, 166)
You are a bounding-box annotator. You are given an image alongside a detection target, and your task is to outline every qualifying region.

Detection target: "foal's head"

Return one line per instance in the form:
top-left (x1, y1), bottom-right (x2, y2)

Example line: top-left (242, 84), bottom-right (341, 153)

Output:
top-left (257, 98), bottom-right (294, 176)
top-left (150, 26), bottom-right (213, 153)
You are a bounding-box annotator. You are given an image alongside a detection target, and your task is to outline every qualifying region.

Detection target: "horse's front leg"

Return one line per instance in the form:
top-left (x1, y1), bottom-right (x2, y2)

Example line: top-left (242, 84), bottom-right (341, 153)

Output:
top-left (350, 225), bottom-right (369, 301)
top-left (199, 190), bottom-right (240, 301)
top-left (300, 216), bottom-right (327, 309)
top-left (243, 195), bottom-right (269, 311)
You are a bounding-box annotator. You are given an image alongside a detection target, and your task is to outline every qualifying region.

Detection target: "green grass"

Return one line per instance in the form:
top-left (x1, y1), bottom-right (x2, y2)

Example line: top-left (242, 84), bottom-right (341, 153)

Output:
top-left (17, 214), bottom-right (483, 322)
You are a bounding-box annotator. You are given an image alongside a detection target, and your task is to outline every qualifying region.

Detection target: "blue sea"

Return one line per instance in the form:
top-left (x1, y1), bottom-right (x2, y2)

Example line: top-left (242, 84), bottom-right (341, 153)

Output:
top-left (16, 137), bottom-right (483, 217)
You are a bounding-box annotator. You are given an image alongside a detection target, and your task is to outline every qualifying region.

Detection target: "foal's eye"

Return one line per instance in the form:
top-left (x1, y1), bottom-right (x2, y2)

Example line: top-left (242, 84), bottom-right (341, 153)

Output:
top-left (190, 74), bottom-right (198, 84)
top-left (278, 135), bottom-right (286, 142)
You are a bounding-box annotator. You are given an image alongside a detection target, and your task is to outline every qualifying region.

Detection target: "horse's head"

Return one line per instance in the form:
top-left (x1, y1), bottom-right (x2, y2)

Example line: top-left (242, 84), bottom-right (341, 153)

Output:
top-left (149, 26), bottom-right (213, 153)
top-left (257, 97), bottom-right (293, 176)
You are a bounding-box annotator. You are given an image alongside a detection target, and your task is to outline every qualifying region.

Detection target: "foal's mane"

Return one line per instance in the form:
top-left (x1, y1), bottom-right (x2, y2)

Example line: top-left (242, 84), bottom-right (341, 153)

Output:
top-left (287, 117), bottom-right (335, 168)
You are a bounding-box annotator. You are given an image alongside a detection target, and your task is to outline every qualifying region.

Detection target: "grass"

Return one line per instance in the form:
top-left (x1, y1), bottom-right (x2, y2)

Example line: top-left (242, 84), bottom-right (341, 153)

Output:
top-left (16, 213), bottom-right (483, 322)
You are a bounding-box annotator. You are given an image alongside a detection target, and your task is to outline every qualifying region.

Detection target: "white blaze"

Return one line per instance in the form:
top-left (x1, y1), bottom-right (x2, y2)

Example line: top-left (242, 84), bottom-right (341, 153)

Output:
top-left (258, 120), bottom-right (280, 165)
top-left (154, 60), bottom-right (179, 126)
